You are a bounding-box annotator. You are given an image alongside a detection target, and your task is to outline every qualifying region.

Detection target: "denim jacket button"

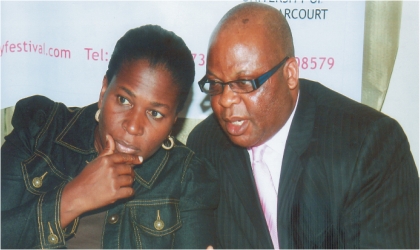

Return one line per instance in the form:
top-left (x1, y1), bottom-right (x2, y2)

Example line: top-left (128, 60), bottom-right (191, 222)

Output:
top-left (48, 233), bottom-right (59, 244)
top-left (154, 210), bottom-right (165, 230)
top-left (154, 219), bottom-right (164, 230)
top-left (32, 177), bottom-right (43, 188)
top-left (108, 214), bottom-right (119, 224)
top-left (32, 172), bottom-right (48, 188)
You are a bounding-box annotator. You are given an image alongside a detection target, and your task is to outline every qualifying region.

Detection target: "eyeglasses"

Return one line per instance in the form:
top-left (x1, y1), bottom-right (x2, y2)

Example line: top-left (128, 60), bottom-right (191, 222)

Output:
top-left (198, 56), bottom-right (290, 96)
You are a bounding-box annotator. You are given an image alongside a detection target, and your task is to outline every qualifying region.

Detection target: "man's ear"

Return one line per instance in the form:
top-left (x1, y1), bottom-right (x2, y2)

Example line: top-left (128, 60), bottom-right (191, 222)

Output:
top-left (98, 75), bottom-right (109, 109)
top-left (284, 57), bottom-right (299, 91)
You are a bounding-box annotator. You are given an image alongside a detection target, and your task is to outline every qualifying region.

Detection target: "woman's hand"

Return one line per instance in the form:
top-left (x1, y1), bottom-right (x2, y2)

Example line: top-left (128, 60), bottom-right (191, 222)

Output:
top-left (60, 135), bottom-right (143, 228)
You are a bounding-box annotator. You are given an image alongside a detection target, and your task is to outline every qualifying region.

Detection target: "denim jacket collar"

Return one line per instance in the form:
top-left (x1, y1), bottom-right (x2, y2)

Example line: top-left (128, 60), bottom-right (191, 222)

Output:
top-left (54, 103), bottom-right (98, 155)
top-left (134, 147), bottom-right (170, 189)
top-left (53, 102), bottom-right (169, 189)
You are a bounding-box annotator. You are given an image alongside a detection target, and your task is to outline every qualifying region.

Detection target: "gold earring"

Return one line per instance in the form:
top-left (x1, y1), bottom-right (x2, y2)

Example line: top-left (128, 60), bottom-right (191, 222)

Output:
top-left (95, 109), bottom-right (100, 122)
top-left (162, 136), bottom-right (174, 150)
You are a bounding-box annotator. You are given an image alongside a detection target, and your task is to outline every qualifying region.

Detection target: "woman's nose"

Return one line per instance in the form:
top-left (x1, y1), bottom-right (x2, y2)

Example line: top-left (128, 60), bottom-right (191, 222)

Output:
top-left (123, 111), bottom-right (144, 136)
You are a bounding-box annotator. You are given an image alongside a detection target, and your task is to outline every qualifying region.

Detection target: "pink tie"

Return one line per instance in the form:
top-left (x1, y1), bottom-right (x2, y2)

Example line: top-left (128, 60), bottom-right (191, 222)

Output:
top-left (252, 145), bottom-right (279, 249)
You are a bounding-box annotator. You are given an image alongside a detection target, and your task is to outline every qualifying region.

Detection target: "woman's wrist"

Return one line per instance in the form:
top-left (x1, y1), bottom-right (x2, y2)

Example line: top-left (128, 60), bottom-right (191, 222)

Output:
top-left (60, 181), bottom-right (87, 228)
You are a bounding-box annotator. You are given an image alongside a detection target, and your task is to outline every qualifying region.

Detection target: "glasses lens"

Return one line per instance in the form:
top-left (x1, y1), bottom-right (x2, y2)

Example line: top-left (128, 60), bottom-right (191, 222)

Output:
top-left (203, 81), bottom-right (223, 95)
top-left (230, 80), bottom-right (255, 93)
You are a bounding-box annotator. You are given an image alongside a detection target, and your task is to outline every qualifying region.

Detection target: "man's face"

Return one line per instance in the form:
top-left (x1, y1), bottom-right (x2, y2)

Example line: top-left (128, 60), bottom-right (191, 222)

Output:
top-left (207, 32), bottom-right (296, 148)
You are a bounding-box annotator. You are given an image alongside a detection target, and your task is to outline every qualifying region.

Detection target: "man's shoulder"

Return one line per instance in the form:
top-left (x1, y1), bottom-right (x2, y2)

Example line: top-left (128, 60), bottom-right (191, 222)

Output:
top-left (187, 114), bottom-right (231, 153)
top-left (189, 114), bottom-right (224, 141)
top-left (297, 79), bottom-right (407, 152)
top-left (299, 78), bottom-right (387, 122)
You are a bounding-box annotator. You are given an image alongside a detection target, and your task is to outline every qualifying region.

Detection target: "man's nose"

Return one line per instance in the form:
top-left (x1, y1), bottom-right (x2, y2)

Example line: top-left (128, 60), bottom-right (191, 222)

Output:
top-left (218, 84), bottom-right (241, 108)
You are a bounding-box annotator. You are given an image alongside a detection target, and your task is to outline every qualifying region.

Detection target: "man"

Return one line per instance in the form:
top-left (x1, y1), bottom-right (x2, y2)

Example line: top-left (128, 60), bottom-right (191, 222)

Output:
top-left (187, 2), bottom-right (419, 249)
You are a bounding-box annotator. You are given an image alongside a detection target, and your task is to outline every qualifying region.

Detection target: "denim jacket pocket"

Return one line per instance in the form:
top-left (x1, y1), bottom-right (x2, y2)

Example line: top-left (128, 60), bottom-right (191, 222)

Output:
top-left (127, 199), bottom-right (182, 248)
top-left (22, 150), bottom-right (68, 195)
top-left (20, 151), bottom-right (72, 248)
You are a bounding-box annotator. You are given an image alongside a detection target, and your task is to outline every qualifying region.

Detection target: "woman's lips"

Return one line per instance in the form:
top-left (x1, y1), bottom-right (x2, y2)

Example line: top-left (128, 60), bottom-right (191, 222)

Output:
top-left (224, 119), bottom-right (249, 136)
top-left (115, 140), bottom-right (139, 154)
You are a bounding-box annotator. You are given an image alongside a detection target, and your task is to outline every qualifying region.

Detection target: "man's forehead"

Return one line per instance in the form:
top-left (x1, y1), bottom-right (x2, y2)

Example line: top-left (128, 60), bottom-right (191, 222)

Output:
top-left (220, 15), bottom-right (266, 34)
top-left (210, 26), bottom-right (276, 58)
top-left (210, 6), bottom-right (270, 42)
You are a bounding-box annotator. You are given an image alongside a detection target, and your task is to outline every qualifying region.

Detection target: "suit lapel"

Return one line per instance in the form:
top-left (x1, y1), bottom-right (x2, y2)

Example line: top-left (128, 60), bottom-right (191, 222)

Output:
top-left (216, 80), bottom-right (317, 248)
top-left (221, 142), bottom-right (274, 249)
top-left (278, 81), bottom-right (317, 248)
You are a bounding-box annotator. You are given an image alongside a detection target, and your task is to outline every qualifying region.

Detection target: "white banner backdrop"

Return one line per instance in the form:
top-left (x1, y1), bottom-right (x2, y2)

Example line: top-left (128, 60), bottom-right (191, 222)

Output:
top-left (1, 1), bottom-right (365, 118)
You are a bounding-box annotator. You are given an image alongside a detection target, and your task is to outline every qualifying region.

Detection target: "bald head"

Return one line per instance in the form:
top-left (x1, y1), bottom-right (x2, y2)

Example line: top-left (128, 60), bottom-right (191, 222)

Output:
top-left (210, 2), bottom-right (294, 57)
top-left (205, 2), bottom-right (300, 148)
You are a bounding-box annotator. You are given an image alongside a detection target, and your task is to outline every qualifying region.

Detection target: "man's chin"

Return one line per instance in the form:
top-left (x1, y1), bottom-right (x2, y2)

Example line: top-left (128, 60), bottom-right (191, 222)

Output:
top-left (226, 133), bottom-right (255, 148)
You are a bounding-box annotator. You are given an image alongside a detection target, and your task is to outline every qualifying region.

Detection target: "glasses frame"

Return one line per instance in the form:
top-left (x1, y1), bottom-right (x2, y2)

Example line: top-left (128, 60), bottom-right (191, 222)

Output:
top-left (198, 56), bottom-right (290, 95)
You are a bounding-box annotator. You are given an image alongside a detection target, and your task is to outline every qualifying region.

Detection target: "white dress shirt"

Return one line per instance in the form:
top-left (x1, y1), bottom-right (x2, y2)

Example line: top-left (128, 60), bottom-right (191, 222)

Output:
top-left (248, 92), bottom-right (300, 194)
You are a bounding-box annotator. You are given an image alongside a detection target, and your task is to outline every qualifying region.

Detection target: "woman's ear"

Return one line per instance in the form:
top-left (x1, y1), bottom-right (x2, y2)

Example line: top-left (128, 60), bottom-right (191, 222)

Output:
top-left (98, 75), bottom-right (109, 109)
top-left (284, 57), bottom-right (299, 91)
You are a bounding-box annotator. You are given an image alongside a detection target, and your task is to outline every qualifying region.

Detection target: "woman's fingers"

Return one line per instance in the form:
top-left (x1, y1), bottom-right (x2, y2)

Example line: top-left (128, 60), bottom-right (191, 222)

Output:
top-left (113, 163), bottom-right (135, 176)
top-left (117, 174), bottom-right (135, 187)
top-left (117, 186), bottom-right (135, 198)
top-left (99, 135), bottom-right (143, 165)
top-left (61, 135), bottom-right (143, 229)
top-left (111, 153), bottom-right (143, 165)
top-left (62, 135), bottom-right (142, 216)
top-left (101, 135), bottom-right (115, 156)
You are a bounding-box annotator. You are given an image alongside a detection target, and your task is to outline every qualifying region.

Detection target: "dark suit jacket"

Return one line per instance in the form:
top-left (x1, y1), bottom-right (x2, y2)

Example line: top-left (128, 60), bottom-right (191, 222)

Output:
top-left (187, 79), bottom-right (419, 249)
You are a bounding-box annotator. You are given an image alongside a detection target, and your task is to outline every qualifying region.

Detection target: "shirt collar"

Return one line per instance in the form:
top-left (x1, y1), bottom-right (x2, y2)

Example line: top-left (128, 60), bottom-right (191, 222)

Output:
top-left (248, 91), bottom-right (300, 155)
top-left (265, 91), bottom-right (300, 154)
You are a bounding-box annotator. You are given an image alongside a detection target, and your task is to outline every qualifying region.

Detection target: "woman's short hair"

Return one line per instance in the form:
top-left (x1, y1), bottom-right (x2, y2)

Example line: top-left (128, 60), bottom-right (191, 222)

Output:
top-left (106, 25), bottom-right (195, 113)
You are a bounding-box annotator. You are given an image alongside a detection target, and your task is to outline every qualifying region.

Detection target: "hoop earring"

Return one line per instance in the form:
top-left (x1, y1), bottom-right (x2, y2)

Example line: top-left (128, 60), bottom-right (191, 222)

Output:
top-left (162, 136), bottom-right (174, 150)
top-left (95, 109), bottom-right (100, 122)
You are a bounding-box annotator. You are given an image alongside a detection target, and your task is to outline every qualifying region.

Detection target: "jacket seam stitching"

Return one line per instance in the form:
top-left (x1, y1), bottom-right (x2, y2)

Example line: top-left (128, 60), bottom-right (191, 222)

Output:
top-left (53, 183), bottom-right (65, 246)
top-left (131, 206), bottom-right (142, 248)
top-left (38, 192), bottom-right (46, 248)
top-left (21, 154), bottom-right (44, 195)
top-left (181, 151), bottom-right (194, 183)
top-left (135, 150), bottom-right (169, 188)
top-left (55, 106), bottom-right (95, 154)
top-left (101, 210), bottom-right (109, 248)
top-left (35, 150), bottom-right (69, 181)
top-left (35, 102), bottom-right (59, 149)
top-left (126, 199), bottom-right (179, 206)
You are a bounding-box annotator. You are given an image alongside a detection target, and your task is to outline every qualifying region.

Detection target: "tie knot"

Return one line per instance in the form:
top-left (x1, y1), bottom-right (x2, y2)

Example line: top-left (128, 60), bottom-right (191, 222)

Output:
top-left (252, 144), bottom-right (269, 163)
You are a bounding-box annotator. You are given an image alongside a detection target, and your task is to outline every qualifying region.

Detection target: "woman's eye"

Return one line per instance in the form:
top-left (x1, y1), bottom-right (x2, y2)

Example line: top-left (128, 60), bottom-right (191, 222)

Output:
top-left (118, 96), bottom-right (130, 105)
top-left (147, 110), bottom-right (163, 119)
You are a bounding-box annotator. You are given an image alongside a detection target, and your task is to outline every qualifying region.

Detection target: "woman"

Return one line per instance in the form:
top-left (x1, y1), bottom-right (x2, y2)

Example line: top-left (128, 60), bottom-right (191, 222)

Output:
top-left (1, 25), bottom-right (218, 249)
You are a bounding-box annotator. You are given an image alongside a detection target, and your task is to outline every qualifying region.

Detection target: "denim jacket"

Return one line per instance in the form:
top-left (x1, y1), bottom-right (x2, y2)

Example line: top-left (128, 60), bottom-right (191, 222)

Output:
top-left (1, 95), bottom-right (218, 249)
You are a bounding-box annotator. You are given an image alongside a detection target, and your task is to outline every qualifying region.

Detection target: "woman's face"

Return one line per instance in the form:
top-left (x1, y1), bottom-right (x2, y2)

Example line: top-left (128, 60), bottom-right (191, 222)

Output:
top-left (96, 59), bottom-right (179, 161)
